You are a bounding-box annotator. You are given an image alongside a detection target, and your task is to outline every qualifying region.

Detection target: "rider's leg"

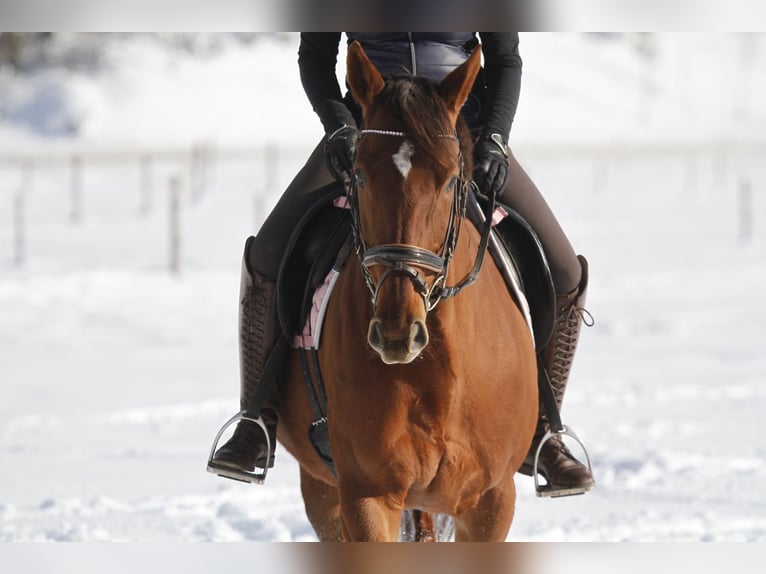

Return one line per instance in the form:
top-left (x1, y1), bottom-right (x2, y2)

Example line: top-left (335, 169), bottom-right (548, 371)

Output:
top-left (498, 149), bottom-right (594, 492)
top-left (211, 236), bottom-right (282, 471)
top-left (211, 139), bottom-right (335, 476)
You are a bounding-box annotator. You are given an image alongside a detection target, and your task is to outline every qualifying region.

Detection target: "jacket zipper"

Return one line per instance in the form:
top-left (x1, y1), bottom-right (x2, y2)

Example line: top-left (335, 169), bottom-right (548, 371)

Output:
top-left (408, 32), bottom-right (417, 76)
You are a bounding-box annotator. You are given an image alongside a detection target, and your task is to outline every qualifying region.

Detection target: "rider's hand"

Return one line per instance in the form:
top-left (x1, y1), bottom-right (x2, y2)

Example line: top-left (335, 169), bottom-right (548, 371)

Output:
top-left (473, 133), bottom-right (510, 198)
top-left (325, 125), bottom-right (359, 182)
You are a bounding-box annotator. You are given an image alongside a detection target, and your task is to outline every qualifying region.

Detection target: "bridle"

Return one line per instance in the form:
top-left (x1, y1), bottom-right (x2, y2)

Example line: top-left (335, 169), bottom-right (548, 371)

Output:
top-left (347, 128), bottom-right (496, 313)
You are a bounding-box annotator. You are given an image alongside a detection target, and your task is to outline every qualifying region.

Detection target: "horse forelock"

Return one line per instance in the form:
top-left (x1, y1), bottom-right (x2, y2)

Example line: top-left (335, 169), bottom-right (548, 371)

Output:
top-left (367, 76), bottom-right (472, 177)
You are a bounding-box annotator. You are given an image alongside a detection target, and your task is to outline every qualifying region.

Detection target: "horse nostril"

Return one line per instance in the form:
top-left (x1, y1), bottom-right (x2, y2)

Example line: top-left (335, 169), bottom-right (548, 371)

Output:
top-left (410, 319), bottom-right (428, 351)
top-left (368, 319), bottom-right (384, 350)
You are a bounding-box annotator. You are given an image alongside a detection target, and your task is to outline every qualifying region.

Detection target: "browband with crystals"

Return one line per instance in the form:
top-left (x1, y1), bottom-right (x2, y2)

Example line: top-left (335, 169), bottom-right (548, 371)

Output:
top-left (359, 129), bottom-right (407, 137)
top-left (359, 129), bottom-right (458, 140)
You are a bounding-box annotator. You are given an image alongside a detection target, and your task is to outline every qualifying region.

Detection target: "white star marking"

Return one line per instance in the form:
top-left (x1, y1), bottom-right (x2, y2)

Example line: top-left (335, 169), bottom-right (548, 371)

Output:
top-left (392, 141), bottom-right (415, 179)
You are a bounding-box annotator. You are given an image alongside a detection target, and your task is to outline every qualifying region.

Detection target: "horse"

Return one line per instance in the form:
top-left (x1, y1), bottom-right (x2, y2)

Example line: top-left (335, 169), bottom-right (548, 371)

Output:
top-left (275, 42), bottom-right (538, 542)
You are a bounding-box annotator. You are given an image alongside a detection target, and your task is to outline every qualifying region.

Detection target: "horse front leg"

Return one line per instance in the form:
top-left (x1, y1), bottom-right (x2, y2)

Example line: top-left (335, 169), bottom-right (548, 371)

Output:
top-left (300, 467), bottom-right (344, 542)
top-left (454, 471), bottom-right (517, 542)
top-left (338, 484), bottom-right (404, 541)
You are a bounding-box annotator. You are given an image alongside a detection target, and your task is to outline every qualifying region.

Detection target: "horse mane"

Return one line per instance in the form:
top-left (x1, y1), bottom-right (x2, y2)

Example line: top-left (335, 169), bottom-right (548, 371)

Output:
top-left (367, 75), bottom-right (474, 177)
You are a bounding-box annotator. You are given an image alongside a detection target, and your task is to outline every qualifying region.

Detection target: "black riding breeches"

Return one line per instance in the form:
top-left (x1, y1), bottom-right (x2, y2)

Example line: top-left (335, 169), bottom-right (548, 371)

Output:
top-left (499, 149), bottom-right (581, 294)
top-left (248, 139), bottom-right (336, 280)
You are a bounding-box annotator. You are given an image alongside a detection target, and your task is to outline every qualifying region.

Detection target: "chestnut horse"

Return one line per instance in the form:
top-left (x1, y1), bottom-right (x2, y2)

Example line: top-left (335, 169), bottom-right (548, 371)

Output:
top-left (276, 42), bottom-right (538, 541)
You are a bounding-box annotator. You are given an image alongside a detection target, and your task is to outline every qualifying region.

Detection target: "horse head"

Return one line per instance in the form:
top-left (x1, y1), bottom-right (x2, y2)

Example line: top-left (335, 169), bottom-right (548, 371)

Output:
top-left (346, 41), bottom-right (481, 365)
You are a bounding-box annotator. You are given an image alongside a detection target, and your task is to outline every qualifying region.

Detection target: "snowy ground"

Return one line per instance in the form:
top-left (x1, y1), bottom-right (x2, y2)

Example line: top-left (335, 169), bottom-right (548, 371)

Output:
top-left (1, 33), bottom-right (765, 543)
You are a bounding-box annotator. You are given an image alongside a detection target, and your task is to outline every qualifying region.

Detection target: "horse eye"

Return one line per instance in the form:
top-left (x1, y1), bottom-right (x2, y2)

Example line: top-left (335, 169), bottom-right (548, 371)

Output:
top-left (354, 171), bottom-right (366, 188)
top-left (444, 177), bottom-right (458, 194)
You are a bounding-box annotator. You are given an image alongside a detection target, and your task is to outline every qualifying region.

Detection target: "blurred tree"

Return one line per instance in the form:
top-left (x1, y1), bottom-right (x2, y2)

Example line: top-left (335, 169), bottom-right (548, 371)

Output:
top-left (0, 33), bottom-right (52, 71)
top-left (0, 33), bottom-right (21, 68)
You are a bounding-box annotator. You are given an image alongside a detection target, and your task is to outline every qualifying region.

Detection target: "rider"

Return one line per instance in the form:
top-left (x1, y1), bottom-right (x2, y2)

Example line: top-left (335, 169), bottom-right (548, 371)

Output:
top-left (210, 33), bottom-right (594, 494)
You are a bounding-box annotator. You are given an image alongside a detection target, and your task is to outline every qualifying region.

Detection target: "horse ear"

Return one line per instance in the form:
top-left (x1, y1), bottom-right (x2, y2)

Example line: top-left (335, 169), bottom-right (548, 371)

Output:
top-left (439, 46), bottom-right (482, 124)
top-left (347, 41), bottom-right (385, 112)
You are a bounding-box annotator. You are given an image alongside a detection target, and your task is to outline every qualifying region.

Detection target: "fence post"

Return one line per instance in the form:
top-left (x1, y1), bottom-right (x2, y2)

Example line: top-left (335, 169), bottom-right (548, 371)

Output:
top-left (13, 188), bottom-right (25, 267)
top-left (199, 144), bottom-right (209, 199)
top-left (254, 191), bottom-right (269, 230)
top-left (252, 143), bottom-right (279, 230)
top-left (189, 145), bottom-right (199, 203)
top-left (265, 143), bottom-right (278, 195)
top-left (189, 144), bottom-right (209, 204)
top-left (207, 143), bottom-right (218, 196)
top-left (169, 176), bottom-right (182, 274)
top-left (22, 159), bottom-right (34, 194)
top-left (70, 155), bottom-right (83, 224)
top-left (13, 161), bottom-right (33, 267)
top-left (140, 154), bottom-right (153, 216)
top-left (739, 179), bottom-right (752, 244)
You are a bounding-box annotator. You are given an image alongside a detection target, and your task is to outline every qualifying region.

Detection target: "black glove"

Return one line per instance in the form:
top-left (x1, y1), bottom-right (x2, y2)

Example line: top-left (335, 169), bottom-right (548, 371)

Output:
top-left (473, 133), bottom-right (510, 198)
top-left (324, 124), bottom-right (359, 182)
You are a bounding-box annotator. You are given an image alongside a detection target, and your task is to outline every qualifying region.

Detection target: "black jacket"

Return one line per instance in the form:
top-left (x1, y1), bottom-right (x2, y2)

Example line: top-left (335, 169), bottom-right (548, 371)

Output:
top-left (298, 32), bottom-right (522, 141)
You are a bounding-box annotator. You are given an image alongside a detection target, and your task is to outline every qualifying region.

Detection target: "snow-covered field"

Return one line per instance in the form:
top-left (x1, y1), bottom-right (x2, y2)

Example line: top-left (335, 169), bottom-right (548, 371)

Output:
top-left (1, 33), bottom-right (765, 544)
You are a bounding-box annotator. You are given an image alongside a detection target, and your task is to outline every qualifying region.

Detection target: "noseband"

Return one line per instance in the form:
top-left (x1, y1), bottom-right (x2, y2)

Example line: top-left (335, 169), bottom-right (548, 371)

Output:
top-left (348, 129), bottom-right (496, 313)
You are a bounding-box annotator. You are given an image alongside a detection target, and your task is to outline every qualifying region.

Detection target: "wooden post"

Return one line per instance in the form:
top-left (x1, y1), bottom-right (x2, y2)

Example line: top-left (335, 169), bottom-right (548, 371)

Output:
top-left (253, 143), bottom-right (279, 230)
top-left (13, 188), bottom-right (25, 268)
top-left (254, 192), bottom-right (269, 230)
top-left (70, 155), bottom-right (83, 224)
top-left (22, 159), bottom-right (34, 194)
top-left (739, 179), bottom-right (753, 244)
top-left (169, 176), bottom-right (182, 274)
top-left (189, 145), bottom-right (199, 203)
top-left (14, 161), bottom-right (33, 267)
top-left (265, 143), bottom-right (278, 194)
top-left (198, 144), bottom-right (208, 199)
top-left (140, 155), bottom-right (153, 216)
top-left (207, 143), bottom-right (217, 196)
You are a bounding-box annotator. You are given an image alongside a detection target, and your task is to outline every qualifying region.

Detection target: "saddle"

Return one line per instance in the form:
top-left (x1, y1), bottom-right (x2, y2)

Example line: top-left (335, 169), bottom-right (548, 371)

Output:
top-left (276, 181), bottom-right (351, 345)
top-left (472, 194), bottom-right (556, 350)
top-left (276, 185), bottom-right (556, 472)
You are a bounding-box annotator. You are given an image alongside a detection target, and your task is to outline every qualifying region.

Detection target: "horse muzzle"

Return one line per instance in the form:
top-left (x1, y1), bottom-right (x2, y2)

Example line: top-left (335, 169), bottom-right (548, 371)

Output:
top-left (367, 317), bottom-right (429, 364)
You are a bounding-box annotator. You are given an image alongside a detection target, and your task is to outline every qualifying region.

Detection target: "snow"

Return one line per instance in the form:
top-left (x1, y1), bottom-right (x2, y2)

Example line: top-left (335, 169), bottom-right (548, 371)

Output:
top-left (1, 33), bottom-right (765, 544)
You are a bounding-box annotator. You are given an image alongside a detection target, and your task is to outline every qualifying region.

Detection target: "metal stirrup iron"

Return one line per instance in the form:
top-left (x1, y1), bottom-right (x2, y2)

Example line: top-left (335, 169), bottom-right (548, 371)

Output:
top-left (206, 410), bottom-right (272, 485)
top-left (532, 425), bottom-right (594, 498)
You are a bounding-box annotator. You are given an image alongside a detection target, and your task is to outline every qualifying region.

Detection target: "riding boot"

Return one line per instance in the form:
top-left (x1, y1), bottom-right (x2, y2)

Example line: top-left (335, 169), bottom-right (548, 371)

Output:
top-left (520, 255), bottom-right (595, 493)
top-left (211, 237), bottom-right (280, 472)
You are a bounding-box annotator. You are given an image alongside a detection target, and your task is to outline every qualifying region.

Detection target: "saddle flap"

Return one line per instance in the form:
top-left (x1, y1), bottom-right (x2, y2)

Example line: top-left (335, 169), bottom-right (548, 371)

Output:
top-left (468, 193), bottom-right (556, 350)
top-left (276, 182), bottom-right (351, 340)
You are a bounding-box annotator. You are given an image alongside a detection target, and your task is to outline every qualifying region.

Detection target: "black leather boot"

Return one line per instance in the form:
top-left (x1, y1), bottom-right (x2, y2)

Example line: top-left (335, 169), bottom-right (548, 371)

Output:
top-left (520, 255), bottom-right (595, 495)
top-left (210, 237), bottom-right (280, 478)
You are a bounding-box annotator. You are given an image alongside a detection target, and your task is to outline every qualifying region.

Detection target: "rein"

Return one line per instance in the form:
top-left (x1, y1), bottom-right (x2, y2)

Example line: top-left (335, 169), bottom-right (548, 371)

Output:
top-left (348, 128), bottom-right (496, 312)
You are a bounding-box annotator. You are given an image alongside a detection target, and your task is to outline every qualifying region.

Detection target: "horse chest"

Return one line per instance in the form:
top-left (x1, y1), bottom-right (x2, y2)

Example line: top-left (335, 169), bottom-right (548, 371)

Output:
top-left (400, 435), bottom-right (498, 514)
top-left (403, 405), bottom-right (506, 493)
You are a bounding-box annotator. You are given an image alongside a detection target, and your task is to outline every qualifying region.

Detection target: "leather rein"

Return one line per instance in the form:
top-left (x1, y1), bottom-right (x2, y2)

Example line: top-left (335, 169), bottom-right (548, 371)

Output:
top-left (347, 128), bottom-right (496, 312)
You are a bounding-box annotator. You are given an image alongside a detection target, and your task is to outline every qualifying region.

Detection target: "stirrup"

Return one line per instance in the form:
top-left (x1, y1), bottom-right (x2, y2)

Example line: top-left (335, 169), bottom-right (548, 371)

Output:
top-left (533, 425), bottom-right (594, 498)
top-left (206, 410), bottom-right (271, 485)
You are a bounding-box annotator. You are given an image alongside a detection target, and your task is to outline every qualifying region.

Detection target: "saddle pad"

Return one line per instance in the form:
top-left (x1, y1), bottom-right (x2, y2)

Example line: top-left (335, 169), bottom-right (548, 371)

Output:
top-left (293, 268), bottom-right (341, 349)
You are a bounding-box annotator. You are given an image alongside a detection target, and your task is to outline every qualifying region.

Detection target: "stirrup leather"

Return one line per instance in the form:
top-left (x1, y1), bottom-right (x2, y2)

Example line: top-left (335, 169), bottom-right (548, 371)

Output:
top-left (206, 410), bottom-right (271, 485)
